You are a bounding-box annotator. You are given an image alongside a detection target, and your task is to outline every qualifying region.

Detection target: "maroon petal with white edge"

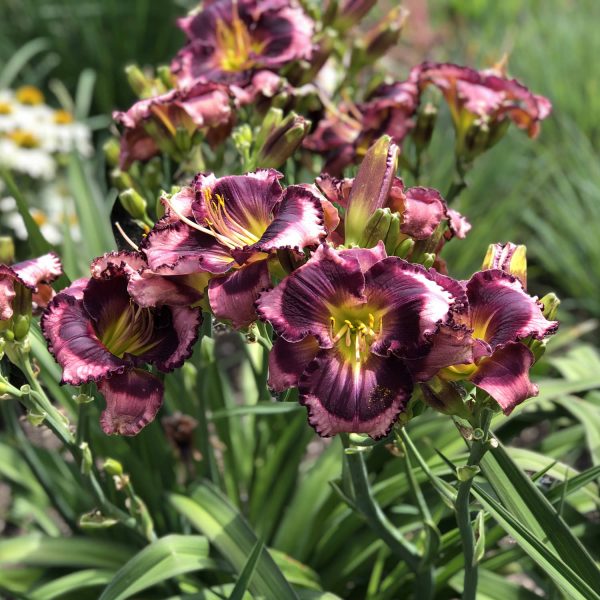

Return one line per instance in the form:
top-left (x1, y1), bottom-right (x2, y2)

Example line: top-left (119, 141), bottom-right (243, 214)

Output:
top-left (256, 244), bottom-right (366, 346)
top-left (12, 252), bottom-right (62, 287)
top-left (467, 269), bottom-right (558, 350)
top-left (364, 257), bottom-right (456, 357)
top-left (299, 349), bottom-right (413, 438)
top-left (247, 185), bottom-right (326, 255)
top-left (99, 369), bottom-right (164, 436)
top-left (128, 271), bottom-right (207, 308)
top-left (90, 251), bottom-right (146, 280)
top-left (146, 305), bottom-right (202, 372)
top-left (41, 293), bottom-right (128, 385)
top-left (471, 342), bottom-right (538, 414)
top-left (208, 260), bottom-right (271, 329)
top-left (268, 335), bottom-right (319, 392)
top-left (141, 221), bottom-right (234, 275)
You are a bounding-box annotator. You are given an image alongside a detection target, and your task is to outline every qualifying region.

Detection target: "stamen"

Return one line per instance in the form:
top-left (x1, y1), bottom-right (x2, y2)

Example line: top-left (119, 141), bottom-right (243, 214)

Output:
top-left (115, 222), bottom-right (139, 251)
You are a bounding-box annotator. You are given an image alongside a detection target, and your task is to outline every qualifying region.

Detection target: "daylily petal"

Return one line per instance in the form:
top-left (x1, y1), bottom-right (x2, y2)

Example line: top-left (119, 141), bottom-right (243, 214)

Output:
top-left (12, 252), bottom-right (62, 288)
top-left (363, 257), bottom-right (456, 357)
top-left (268, 335), bottom-right (319, 392)
top-left (256, 244), bottom-right (366, 345)
top-left (471, 342), bottom-right (538, 414)
top-left (339, 241), bottom-right (387, 272)
top-left (99, 369), bottom-right (164, 436)
top-left (141, 220), bottom-right (234, 275)
top-left (244, 185), bottom-right (326, 255)
top-left (208, 259), bottom-right (271, 328)
top-left (298, 348), bottom-right (412, 438)
top-left (467, 269), bottom-right (558, 350)
top-left (395, 185), bottom-right (446, 240)
top-left (41, 292), bottom-right (128, 385)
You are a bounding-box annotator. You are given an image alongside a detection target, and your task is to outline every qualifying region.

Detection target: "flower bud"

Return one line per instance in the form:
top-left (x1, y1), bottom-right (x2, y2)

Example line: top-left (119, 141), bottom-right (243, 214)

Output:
top-left (334, 0), bottom-right (377, 31)
top-left (125, 64), bottom-right (151, 98)
top-left (540, 293), bottom-right (560, 321)
top-left (79, 442), bottom-right (93, 475)
top-left (359, 208), bottom-right (392, 248)
top-left (103, 458), bottom-right (124, 477)
top-left (420, 378), bottom-right (471, 419)
top-left (13, 314), bottom-right (30, 340)
top-left (413, 103), bottom-right (438, 151)
top-left (0, 237), bottom-right (15, 264)
top-left (256, 112), bottom-right (311, 169)
top-left (363, 7), bottom-right (408, 63)
top-left (103, 138), bottom-right (121, 167)
top-left (482, 242), bottom-right (527, 288)
top-left (119, 189), bottom-right (149, 221)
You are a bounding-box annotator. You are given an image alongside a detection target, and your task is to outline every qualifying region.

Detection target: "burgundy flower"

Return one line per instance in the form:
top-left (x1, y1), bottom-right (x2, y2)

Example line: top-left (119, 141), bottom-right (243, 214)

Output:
top-left (0, 253), bottom-right (62, 321)
top-left (172, 0), bottom-right (314, 87)
top-left (304, 74), bottom-right (419, 175)
top-left (41, 266), bottom-right (201, 435)
top-left (417, 61), bottom-right (552, 143)
top-left (410, 269), bottom-right (558, 414)
top-left (113, 82), bottom-right (232, 169)
top-left (256, 243), bottom-right (463, 438)
top-left (141, 169), bottom-right (327, 328)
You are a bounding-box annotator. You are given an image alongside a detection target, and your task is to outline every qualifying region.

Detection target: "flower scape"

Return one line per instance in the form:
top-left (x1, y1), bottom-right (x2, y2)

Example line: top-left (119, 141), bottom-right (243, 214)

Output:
top-left (3, 2), bottom-right (593, 600)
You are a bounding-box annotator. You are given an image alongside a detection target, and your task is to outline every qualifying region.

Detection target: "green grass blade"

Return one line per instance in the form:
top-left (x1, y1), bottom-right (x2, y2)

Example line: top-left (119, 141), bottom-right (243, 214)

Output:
top-left (0, 38), bottom-right (49, 88)
top-left (170, 483), bottom-right (299, 600)
top-left (228, 539), bottom-right (264, 600)
top-left (0, 535), bottom-right (133, 570)
top-left (481, 443), bottom-right (600, 589)
top-left (471, 484), bottom-right (600, 600)
top-left (99, 535), bottom-right (211, 600)
top-left (29, 569), bottom-right (114, 600)
top-left (553, 396), bottom-right (600, 465)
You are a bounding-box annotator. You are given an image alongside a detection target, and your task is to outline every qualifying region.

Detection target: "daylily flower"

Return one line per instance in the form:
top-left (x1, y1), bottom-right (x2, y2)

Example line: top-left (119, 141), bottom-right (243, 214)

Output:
top-left (0, 253), bottom-right (62, 327)
top-left (113, 82), bottom-right (232, 169)
top-left (141, 169), bottom-right (329, 328)
top-left (410, 266), bottom-right (558, 415)
top-left (417, 61), bottom-right (552, 159)
top-left (315, 137), bottom-right (470, 255)
top-left (172, 0), bottom-right (314, 87)
top-left (256, 243), bottom-right (464, 438)
top-left (41, 266), bottom-right (201, 435)
top-left (304, 75), bottom-right (419, 175)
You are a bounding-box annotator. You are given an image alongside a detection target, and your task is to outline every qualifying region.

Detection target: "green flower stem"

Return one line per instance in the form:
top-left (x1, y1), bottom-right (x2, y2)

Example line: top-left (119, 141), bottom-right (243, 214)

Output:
top-left (11, 348), bottom-right (140, 535)
top-left (455, 410), bottom-right (492, 600)
top-left (341, 434), bottom-right (421, 572)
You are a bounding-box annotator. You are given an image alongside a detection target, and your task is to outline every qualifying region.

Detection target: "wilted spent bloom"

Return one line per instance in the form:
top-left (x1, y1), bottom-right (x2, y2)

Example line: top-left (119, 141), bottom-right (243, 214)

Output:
top-left (304, 73), bottom-right (420, 175)
top-left (409, 261), bottom-right (558, 415)
top-left (41, 263), bottom-right (201, 435)
top-left (0, 253), bottom-right (62, 344)
top-left (171, 0), bottom-right (314, 87)
top-left (417, 61), bottom-right (552, 160)
top-left (113, 82), bottom-right (233, 169)
top-left (257, 243), bottom-right (465, 438)
top-left (142, 169), bottom-right (333, 328)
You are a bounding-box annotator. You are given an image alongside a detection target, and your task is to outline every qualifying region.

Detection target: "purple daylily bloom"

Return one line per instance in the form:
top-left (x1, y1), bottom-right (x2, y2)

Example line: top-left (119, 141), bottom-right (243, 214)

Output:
top-left (41, 265), bottom-right (201, 435)
top-left (172, 0), bottom-right (314, 87)
top-left (141, 169), bottom-right (328, 328)
top-left (304, 74), bottom-right (419, 175)
top-left (417, 61), bottom-right (552, 140)
top-left (113, 82), bottom-right (233, 169)
top-left (256, 243), bottom-right (463, 438)
top-left (0, 252), bottom-right (62, 321)
top-left (410, 268), bottom-right (558, 414)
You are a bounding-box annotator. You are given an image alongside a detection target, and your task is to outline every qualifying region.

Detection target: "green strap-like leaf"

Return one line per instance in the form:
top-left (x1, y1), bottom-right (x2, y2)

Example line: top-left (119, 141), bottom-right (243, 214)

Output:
top-left (170, 483), bottom-right (300, 600)
top-left (228, 539), bottom-right (264, 600)
top-left (481, 443), bottom-right (600, 590)
top-left (29, 569), bottom-right (114, 600)
top-left (99, 535), bottom-right (213, 600)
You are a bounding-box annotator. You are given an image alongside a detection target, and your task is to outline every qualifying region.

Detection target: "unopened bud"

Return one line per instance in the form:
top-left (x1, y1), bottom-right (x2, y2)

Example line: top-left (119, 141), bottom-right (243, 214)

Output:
top-left (103, 138), bottom-right (121, 167)
top-left (13, 314), bottom-right (30, 340)
top-left (394, 237), bottom-right (415, 259)
top-left (334, 0), bottom-right (377, 31)
top-left (360, 208), bottom-right (392, 248)
top-left (0, 237), bottom-right (15, 264)
top-left (119, 189), bottom-right (148, 221)
top-left (457, 465), bottom-right (480, 482)
top-left (156, 65), bottom-right (174, 89)
top-left (364, 7), bottom-right (408, 62)
top-left (103, 458), bottom-right (124, 477)
top-left (79, 442), bottom-right (93, 475)
top-left (413, 103), bottom-right (438, 151)
top-left (540, 292), bottom-right (560, 321)
top-left (482, 242), bottom-right (527, 288)
top-left (420, 379), bottom-right (471, 419)
top-left (125, 65), bottom-right (150, 97)
top-left (257, 113), bottom-right (310, 169)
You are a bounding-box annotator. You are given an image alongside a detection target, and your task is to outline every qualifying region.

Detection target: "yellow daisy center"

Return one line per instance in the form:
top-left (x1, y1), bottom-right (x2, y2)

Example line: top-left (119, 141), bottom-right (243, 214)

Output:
top-left (0, 102), bottom-right (13, 115)
top-left (16, 85), bottom-right (45, 106)
top-left (8, 130), bottom-right (40, 149)
top-left (54, 109), bottom-right (74, 124)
